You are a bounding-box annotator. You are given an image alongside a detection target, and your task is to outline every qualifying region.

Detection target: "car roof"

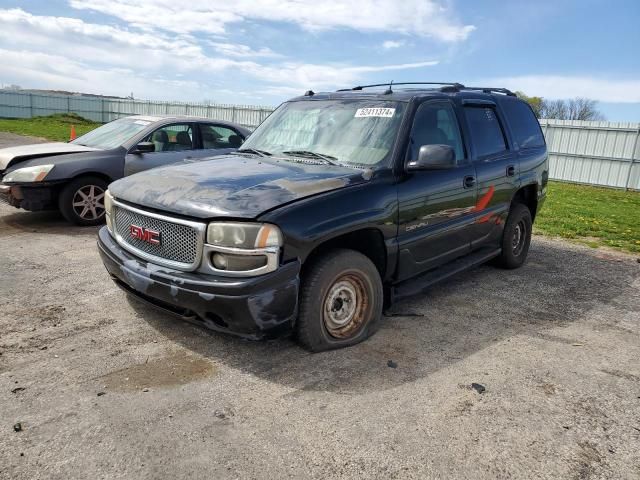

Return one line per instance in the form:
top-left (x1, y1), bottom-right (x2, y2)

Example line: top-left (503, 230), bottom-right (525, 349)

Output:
top-left (122, 114), bottom-right (246, 125)
top-left (120, 115), bottom-right (251, 133)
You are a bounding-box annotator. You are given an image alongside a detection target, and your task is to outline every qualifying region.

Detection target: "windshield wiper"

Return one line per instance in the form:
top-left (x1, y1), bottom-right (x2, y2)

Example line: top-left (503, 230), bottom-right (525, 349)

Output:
top-left (234, 148), bottom-right (272, 157)
top-left (281, 150), bottom-right (340, 166)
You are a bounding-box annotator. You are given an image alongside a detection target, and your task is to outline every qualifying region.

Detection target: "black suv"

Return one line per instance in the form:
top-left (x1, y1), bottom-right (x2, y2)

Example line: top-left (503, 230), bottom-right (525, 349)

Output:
top-left (98, 82), bottom-right (548, 351)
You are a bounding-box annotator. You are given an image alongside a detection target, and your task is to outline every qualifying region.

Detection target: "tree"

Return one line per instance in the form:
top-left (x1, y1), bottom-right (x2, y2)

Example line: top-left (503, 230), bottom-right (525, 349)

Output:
top-left (516, 92), bottom-right (605, 121)
top-left (541, 98), bottom-right (605, 121)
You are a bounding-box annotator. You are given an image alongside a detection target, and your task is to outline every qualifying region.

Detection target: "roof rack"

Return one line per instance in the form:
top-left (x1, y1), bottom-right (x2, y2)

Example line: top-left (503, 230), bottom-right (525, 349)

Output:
top-left (334, 82), bottom-right (516, 97)
top-left (336, 82), bottom-right (465, 92)
top-left (460, 86), bottom-right (516, 96)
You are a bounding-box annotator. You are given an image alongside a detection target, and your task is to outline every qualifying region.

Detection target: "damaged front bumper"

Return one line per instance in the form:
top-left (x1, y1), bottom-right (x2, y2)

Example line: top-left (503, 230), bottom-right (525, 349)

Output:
top-left (97, 227), bottom-right (300, 339)
top-left (0, 182), bottom-right (57, 210)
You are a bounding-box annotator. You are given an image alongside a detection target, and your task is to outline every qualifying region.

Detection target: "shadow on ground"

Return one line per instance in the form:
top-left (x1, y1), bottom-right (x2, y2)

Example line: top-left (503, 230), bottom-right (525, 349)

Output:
top-left (126, 240), bottom-right (638, 394)
top-left (0, 209), bottom-right (100, 237)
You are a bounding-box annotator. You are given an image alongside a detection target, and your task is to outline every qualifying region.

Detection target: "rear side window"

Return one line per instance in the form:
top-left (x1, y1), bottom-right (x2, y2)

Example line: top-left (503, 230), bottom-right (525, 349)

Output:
top-left (501, 100), bottom-right (545, 149)
top-left (464, 106), bottom-right (507, 158)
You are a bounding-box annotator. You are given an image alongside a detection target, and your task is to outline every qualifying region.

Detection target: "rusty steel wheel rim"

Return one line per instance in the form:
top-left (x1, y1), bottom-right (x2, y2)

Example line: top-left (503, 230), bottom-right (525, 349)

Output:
top-left (323, 272), bottom-right (369, 339)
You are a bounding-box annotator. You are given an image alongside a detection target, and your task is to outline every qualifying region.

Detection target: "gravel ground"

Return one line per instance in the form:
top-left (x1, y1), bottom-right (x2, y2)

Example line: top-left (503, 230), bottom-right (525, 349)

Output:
top-left (1, 136), bottom-right (639, 479)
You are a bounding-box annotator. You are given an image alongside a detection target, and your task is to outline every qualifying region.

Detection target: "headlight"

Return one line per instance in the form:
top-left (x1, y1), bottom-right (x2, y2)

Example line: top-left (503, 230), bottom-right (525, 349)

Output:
top-left (206, 222), bottom-right (282, 249)
top-left (104, 190), bottom-right (114, 233)
top-left (204, 222), bottom-right (282, 276)
top-left (3, 164), bottom-right (54, 183)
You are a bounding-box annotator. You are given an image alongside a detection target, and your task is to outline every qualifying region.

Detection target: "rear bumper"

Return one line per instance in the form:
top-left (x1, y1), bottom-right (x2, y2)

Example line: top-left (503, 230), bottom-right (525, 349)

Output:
top-left (97, 226), bottom-right (300, 339)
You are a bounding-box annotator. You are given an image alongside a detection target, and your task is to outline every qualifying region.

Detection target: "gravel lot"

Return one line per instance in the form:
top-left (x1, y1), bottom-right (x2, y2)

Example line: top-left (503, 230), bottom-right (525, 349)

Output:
top-left (1, 134), bottom-right (639, 479)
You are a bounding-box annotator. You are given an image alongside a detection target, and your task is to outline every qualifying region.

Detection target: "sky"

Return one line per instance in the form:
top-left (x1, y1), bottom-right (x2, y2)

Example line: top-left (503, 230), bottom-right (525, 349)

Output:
top-left (0, 0), bottom-right (638, 121)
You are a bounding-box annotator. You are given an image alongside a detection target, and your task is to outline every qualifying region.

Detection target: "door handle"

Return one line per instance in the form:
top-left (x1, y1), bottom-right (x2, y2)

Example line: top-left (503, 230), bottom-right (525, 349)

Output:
top-left (506, 165), bottom-right (516, 177)
top-left (463, 175), bottom-right (476, 188)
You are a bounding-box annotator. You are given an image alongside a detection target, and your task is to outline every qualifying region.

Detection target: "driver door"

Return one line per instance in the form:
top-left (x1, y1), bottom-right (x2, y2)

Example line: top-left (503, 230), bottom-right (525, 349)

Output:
top-left (125, 123), bottom-right (195, 176)
top-left (396, 100), bottom-right (478, 281)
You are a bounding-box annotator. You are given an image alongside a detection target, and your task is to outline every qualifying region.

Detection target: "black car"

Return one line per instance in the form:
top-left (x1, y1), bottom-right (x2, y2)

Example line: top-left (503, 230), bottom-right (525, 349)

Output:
top-left (97, 82), bottom-right (548, 351)
top-left (0, 115), bottom-right (250, 225)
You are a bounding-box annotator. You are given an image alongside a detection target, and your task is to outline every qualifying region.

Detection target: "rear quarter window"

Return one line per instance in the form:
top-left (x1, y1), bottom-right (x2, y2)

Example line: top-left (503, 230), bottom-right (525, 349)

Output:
top-left (501, 99), bottom-right (545, 149)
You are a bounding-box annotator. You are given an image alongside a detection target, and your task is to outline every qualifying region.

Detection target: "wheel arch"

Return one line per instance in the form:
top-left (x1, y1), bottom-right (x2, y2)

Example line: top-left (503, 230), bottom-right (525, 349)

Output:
top-left (301, 227), bottom-right (388, 281)
top-left (512, 183), bottom-right (538, 222)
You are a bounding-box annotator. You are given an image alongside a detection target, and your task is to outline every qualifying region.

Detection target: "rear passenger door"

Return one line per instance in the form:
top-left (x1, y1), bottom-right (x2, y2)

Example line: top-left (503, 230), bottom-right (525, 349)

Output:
top-left (462, 100), bottom-right (519, 248)
top-left (124, 123), bottom-right (195, 176)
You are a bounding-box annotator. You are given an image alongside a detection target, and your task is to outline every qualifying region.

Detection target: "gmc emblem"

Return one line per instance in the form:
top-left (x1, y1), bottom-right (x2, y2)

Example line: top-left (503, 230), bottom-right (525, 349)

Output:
top-left (130, 224), bottom-right (161, 245)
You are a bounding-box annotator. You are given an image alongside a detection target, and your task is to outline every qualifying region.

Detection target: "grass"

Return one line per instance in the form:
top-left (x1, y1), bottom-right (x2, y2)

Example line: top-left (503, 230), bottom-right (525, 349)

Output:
top-left (0, 113), bottom-right (100, 142)
top-left (535, 181), bottom-right (640, 253)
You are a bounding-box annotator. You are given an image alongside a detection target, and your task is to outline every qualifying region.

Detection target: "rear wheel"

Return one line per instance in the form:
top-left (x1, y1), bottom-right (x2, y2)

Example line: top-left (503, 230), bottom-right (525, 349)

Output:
top-left (495, 203), bottom-right (532, 269)
top-left (296, 249), bottom-right (383, 352)
top-left (58, 176), bottom-right (108, 226)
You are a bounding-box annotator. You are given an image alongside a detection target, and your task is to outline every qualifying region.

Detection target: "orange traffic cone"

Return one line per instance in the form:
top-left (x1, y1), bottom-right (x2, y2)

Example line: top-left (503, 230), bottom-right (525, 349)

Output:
top-left (70, 125), bottom-right (77, 141)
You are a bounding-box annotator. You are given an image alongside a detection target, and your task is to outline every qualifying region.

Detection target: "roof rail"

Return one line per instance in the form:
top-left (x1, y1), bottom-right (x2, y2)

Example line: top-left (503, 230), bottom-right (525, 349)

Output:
top-left (462, 86), bottom-right (516, 96)
top-left (336, 82), bottom-right (465, 92)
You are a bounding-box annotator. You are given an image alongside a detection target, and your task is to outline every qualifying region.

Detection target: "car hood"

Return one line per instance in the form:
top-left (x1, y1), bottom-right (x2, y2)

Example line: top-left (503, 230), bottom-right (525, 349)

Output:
top-left (0, 142), bottom-right (99, 170)
top-left (109, 154), bottom-right (373, 219)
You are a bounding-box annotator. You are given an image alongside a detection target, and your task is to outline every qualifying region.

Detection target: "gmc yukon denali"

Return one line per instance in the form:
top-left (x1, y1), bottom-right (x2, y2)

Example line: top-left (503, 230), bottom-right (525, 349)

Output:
top-left (97, 82), bottom-right (548, 352)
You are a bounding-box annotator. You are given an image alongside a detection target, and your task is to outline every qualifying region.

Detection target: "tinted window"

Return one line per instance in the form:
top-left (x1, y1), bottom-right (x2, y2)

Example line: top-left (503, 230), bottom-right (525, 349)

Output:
top-left (501, 100), bottom-right (545, 148)
top-left (145, 124), bottom-right (193, 152)
top-left (199, 124), bottom-right (243, 149)
top-left (464, 107), bottom-right (507, 158)
top-left (408, 102), bottom-right (465, 162)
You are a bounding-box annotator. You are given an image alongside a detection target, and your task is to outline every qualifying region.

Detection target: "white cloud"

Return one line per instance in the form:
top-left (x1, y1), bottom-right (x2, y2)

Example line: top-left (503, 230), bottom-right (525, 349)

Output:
top-left (69, 0), bottom-right (475, 42)
top-left (0, 8), bottom-right (440, 100)
top-left (208, 42), bottom-right (281, 58)
top-left (382, 40), bottom-right (405, 49)
top-left (487, 75), bottom-right (640, 103)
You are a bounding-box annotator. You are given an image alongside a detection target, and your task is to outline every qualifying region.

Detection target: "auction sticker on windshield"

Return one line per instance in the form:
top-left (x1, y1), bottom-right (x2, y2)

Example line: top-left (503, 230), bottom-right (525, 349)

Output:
top-left (354, 108), bottom-right (395, 118)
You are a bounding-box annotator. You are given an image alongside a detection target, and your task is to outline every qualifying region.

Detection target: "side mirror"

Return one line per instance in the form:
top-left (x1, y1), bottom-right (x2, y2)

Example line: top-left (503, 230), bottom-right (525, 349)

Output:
top-left (407, 144), bottom-right (456, 171)
top-left (132, 142), bottom-right (155, 154)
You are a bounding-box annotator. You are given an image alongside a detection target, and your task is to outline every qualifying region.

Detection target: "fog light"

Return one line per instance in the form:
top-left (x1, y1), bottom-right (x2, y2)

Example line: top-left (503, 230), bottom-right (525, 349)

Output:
top-left (212, 253), bottom-right (228, 270)
top-left (210, 252), bottom-right (268, 272)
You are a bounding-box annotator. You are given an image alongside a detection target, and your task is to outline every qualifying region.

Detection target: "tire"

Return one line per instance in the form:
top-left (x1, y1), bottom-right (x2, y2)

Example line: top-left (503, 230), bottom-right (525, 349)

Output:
top-left (495, 202), bottom-right (532, 269)
top-left (58, 176), bottom-right (108, 226)
top-left (296, 249), bottom-right (384, 352)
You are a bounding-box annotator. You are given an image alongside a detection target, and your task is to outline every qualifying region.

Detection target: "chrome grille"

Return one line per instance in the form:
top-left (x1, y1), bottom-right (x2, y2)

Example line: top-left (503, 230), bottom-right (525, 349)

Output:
top-left (113, 205), bottom-right (203, 268)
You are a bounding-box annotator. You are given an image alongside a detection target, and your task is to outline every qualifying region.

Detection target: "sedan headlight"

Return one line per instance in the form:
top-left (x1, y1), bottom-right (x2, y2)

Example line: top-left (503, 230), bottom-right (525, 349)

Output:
top-left (204, 222), bottom-right (282, 276)
top-left (3, 164), bottom-right (54, 183)
top-left (206, 222), bottom-right (282, 249)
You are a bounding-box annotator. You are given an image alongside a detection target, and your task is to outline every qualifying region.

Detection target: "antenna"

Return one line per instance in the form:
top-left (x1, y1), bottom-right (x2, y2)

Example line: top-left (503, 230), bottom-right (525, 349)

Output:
top-left (384, 80), bottom-right (394, 95)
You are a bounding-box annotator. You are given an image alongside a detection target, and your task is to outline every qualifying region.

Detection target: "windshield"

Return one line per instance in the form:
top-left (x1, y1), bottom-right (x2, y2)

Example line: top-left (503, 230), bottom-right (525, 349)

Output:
top-left (70, 117), bottom-right (153, 149)
top-left (240, 100), bottom-right (407, 166)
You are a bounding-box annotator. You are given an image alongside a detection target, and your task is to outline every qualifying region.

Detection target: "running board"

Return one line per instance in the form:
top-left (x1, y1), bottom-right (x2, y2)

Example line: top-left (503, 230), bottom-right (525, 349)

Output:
top-left (391, 247), bottom-right (501, 303)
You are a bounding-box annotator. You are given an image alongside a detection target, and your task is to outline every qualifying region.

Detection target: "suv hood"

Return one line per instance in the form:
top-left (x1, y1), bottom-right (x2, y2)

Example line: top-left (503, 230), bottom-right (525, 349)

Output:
top-left (0, 142), bottom-right (98, 170)
top-left (109, 154), bottom-right (372, 219)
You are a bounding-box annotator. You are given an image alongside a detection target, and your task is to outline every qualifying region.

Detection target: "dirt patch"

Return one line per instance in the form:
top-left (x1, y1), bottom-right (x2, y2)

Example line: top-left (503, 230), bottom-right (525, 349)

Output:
top-left (98, 350), bottom-right (216, 392)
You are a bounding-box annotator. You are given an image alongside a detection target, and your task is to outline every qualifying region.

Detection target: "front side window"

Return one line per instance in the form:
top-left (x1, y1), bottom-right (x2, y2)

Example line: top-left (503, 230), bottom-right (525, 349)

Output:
top-left (408, 102), bottom-right (465, 162)
top-left (240, 100), bottom-right (407, 166)
top-left (71, 117), bottom-right (152, 150)
top-left (145, 124), bottom-right (193, 152)
top-left (200, 124), bottom-right (243, 149)
top-left (464, 106), bottom-right (507, 159)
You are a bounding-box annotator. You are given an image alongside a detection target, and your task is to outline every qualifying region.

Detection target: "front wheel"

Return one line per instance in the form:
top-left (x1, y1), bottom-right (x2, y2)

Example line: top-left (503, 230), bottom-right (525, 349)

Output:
top-left (296, 249), bottom-right (383, 352)
top-left (495, 203), bottom-right (532, 269)
top-left (58, 176), bottom-right (108, 226)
